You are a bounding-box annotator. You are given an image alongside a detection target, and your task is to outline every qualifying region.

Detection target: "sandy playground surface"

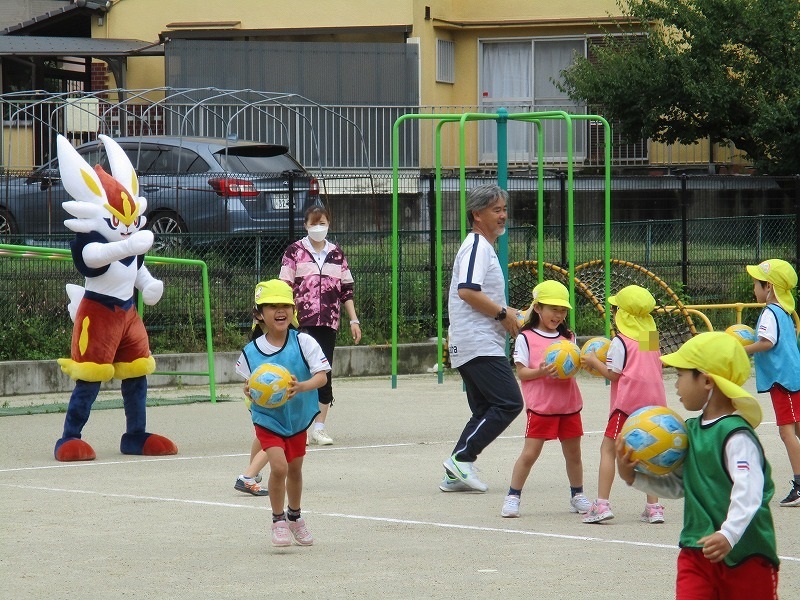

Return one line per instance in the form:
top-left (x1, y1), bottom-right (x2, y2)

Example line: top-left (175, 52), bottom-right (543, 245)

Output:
top-left (1, 371), bottom-right (798, 599)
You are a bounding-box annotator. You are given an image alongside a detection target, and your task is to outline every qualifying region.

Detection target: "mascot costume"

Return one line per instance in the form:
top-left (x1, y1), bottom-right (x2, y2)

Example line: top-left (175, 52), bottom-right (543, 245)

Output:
top-left (53, 134), bottom-right (178, 462)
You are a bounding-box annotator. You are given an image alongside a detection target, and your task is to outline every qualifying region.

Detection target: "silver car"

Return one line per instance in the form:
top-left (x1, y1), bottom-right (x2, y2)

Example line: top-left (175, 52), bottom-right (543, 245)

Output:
top-left (0, 135), bottom-right (320, 247)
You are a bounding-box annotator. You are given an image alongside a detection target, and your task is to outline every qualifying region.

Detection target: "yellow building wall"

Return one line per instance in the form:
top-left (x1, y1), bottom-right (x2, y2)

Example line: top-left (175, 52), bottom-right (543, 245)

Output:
top-left (92, 0), bottom-right (624, 101)
top-left (95, 0), bottom-right (415, 42)
top-left (87, 0), bottom-right (724, 170)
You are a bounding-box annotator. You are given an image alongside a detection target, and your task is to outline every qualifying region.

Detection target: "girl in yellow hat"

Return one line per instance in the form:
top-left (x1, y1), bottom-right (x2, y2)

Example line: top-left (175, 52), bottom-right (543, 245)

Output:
top-left (582, 284), bottom-right (667, 524)
top-left (746, 258), bottom-right (800, 507)
top-left (235, 279), bottom-right (331, 547)
top-left (501, 280), bottom-right (591, 518)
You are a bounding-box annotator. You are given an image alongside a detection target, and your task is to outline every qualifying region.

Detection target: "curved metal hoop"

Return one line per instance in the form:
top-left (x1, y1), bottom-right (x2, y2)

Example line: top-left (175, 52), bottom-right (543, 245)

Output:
top-left (575, 259), bottom-right (697, 354)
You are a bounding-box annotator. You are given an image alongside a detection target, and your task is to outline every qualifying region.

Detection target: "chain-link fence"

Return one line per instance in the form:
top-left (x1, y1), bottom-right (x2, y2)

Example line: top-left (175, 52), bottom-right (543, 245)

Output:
top-left (1, 173), bottom-right (797, 360)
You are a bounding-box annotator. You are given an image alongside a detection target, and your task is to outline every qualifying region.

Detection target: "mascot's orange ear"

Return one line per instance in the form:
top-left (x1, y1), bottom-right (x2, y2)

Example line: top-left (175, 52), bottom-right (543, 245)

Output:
top-left (99, 134), bottom-right (139, 198)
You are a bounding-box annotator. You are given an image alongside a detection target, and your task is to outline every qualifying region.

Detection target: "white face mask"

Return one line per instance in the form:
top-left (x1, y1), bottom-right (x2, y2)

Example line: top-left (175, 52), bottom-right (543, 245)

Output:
top-left (307, 224), bottom-right (328, 242)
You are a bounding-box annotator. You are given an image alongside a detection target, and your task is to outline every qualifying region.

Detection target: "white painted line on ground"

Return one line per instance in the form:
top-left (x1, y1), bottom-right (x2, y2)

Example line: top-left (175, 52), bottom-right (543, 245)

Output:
top-left (2, 482), bottom-right (798, 562)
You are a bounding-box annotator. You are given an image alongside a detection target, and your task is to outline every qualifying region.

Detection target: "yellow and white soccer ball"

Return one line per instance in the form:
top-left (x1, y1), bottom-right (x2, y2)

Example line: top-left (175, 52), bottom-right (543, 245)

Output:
top-left (543, 340), bottom-right (581, 379)
top-left (248, 363), bottom-right (294, 409)
top-left (580, 336), bottom-right (612, 377)
top-left (620, 405), bottom-right (688, 476)
top-left (516, 305), bottom-right (531, 328)
top-left (725, 323), bottom-right (757, 347)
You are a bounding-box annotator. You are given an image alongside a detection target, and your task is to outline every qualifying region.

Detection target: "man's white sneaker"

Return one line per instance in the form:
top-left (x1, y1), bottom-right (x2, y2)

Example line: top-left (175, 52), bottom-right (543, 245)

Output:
top-left (569, 493), bottom-right (592, 514)
top-left (439, 472), bottom-right (476, 492)
top-left (442, 455), bottom-right (488, 492)
top-left (310, 428), bottom-right (333, 446)
top-left (501, 494), bottom-right (521, 518)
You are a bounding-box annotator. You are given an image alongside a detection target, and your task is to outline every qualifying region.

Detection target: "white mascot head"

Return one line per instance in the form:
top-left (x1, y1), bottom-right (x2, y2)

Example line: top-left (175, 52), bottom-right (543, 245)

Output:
top-left (57, 134), bottom-right (148, 240)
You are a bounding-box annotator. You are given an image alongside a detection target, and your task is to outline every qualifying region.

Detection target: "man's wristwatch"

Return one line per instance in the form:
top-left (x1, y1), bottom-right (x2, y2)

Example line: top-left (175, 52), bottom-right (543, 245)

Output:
top-left (495, 307), bottom-right (507, 321)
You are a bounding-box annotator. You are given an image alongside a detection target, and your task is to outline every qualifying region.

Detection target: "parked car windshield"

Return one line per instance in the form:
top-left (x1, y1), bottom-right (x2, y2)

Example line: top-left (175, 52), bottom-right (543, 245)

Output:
top-left (214, 146), bottom-right (302, 174)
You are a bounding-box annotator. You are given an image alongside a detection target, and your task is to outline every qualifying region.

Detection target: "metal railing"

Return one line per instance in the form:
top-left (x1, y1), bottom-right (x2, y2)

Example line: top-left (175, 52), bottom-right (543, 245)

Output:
top-left (0, 88), bottom-right (740, 172)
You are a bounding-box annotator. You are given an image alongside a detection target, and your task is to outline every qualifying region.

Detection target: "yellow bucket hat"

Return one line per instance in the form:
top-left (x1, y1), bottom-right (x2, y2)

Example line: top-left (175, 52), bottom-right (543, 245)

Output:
top-left (608, 285), bottom-right (658, 349)
top-left (531, 280), bottom-right (572, 309)
top-left (524, 280), bottom-right (571, 323)
top-left (254, 280), bottom-right (295, 306)
top-left (661, 331), bottom-right (761, 428)
top-left (746, 259), bottom-right (797, 314)
top-left (253, 280), bottom-right (299, 329)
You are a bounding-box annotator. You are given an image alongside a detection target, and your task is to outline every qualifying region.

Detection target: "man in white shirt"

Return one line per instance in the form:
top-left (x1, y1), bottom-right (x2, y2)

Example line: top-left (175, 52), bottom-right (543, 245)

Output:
top-left (441, 184), bottom-right (524, 493)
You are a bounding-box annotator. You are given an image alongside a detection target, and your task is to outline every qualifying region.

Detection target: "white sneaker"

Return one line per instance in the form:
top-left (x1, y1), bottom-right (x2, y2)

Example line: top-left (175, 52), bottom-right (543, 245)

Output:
top-left (501, 494), bottom-right (521, 518)
top-left (569, 493), bottom-right (592, 514)
top-left (310, 428), bottom-right (333, 446)
top-left (443, 455), bottom-right (488, 492)
top-left (439, 472), bottom-right (478, 492)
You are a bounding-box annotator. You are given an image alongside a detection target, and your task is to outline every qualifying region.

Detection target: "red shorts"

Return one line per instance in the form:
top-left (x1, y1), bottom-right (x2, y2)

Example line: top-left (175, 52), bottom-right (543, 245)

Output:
top-left (604, 409), bottom-right (629, 440)
top-left (71, 299), bottom-right (151, 365)
top-left (525, 410), bottom-right (583, 440)
top-left (769, 385), bottom-right (800, 426)
top-left (254, 425), bottom-right (307, 463)
top-left (676, 548), bottom-right (778, 600)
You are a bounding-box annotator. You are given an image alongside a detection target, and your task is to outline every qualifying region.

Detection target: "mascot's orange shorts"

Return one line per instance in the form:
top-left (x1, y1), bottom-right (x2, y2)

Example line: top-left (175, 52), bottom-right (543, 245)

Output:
top-left (71, 298), bottom-right (150, 365)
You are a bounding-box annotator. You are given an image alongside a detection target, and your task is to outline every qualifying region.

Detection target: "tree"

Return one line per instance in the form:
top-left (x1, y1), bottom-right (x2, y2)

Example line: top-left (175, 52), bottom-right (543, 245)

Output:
top-left (559, 0), bottom-right (800, 175)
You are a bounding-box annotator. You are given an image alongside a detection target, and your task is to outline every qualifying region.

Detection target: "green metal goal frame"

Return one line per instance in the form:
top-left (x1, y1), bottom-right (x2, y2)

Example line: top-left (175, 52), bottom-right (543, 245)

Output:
top-left (0, 243), bottom-right (217, 401)
top-left (390, 109), bottom-right (613, 387)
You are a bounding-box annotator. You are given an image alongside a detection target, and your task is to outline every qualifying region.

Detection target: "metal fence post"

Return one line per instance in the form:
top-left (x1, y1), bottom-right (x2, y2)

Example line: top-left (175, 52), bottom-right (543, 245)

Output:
top-left (795, 175), bottom-right (800, 274)
top-left (427, 172), bottom-right (437, 324)
top-left (680, 173), bottom-right (688, 289)
top-left (287, 171), bottom-right (296, 241)
top-left (559, 171), bottom-right (567, 267)
top-left (756, 217), bottom-right (763, 262)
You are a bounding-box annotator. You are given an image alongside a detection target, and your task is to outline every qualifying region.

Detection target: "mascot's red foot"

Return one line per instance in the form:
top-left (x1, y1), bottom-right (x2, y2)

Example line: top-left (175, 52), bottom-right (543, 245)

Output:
top-left (55, 439), bottom-right (96, 462)
top-left (142, 434), bottom-right (178, 456)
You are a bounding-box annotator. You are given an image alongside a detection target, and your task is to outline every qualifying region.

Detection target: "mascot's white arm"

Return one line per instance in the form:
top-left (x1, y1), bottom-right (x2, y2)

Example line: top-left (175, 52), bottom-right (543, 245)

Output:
top-left (136, 265), bottom-right (164, 306)
top-left (58, 134), bottom-right (163, 313)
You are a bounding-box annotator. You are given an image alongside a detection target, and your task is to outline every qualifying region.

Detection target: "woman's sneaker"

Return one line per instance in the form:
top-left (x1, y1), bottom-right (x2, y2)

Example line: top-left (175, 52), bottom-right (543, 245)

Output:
top-left (501, 494), bottom-right (521, 518)
top-left (582, 500), bottom-right (614, 523)
top-left (569, 493), bottom-right (592, 514)
top-left (779, 481), bottom-right (800, 507)
top-left (310, 428), bottom-right (334, 446)
top-left (641, 503), bottom-right (665, 524)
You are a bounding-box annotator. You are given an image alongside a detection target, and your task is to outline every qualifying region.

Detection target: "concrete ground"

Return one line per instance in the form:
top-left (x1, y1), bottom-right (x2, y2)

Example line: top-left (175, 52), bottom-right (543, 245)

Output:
top-left (1, 371), bottom-right (798, 599)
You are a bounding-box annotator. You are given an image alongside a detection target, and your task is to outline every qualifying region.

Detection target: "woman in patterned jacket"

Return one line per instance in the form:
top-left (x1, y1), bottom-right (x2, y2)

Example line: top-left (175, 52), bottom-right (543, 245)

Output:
top-left (280, 205), bottom-right (361, 445)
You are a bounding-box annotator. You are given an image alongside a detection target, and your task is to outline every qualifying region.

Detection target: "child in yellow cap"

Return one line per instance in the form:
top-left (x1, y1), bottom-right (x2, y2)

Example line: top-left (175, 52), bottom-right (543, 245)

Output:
top-left (234, 279), bottom-right (331, 547)
top-left (582, 284), bottom-right (667, 524)
top-left (234, 282), bottom-right (303, 498)
top-left (500, 280), bottom-right (591, 518)
top-left (616, 332), bottom-right (779, 599)
top-left (746, 258), bottom-right (800, 506)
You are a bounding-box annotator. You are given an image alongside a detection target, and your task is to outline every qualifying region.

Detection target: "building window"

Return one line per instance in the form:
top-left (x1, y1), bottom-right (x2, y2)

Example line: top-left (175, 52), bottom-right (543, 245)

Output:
top-left (436, 39), bottom-right (455, 84)
top-left (478, 38), bottom-right (586, 163)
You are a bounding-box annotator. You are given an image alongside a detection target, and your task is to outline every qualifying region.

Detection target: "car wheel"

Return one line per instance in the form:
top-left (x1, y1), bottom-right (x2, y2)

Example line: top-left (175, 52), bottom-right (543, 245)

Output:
top-left (145, 211), bottom-right (186, 253)
top-left (0, 209), bottom-right (18, 238)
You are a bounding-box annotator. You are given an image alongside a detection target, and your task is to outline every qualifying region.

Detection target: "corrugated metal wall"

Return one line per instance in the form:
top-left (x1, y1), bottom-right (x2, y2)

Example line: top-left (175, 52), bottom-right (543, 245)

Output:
top-left (165, 39), bottom-right (419, 106)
